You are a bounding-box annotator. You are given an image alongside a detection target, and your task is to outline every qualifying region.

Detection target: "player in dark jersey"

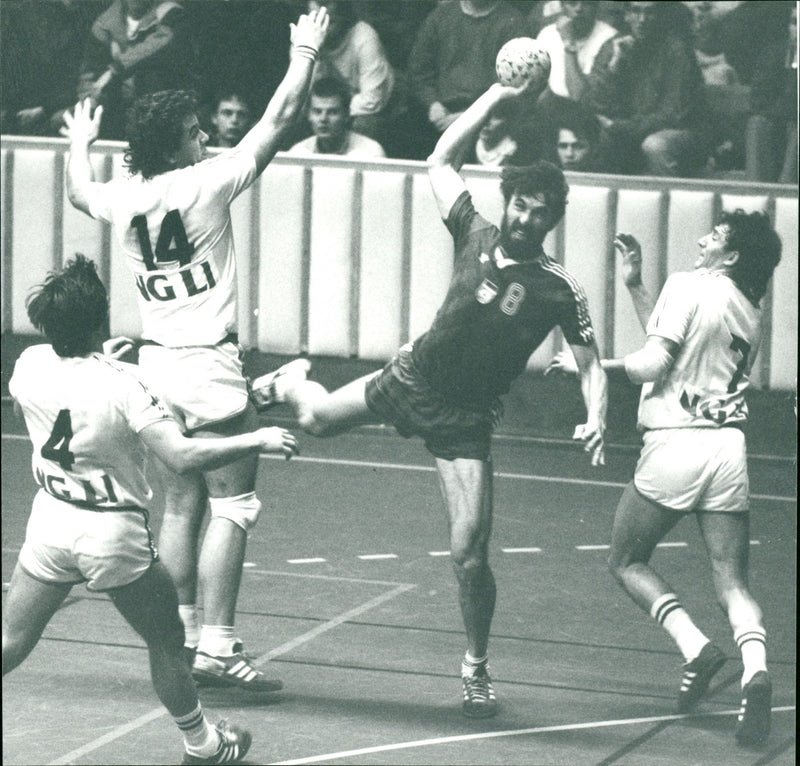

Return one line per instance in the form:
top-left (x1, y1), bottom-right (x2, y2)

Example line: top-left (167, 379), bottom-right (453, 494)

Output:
top-left (252, 80), bottom-right (608, 719)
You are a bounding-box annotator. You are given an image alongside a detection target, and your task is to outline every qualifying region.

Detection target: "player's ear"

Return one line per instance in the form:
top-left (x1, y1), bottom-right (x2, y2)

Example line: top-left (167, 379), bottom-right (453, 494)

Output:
top-left (723, 250), bottom-right (740, 267)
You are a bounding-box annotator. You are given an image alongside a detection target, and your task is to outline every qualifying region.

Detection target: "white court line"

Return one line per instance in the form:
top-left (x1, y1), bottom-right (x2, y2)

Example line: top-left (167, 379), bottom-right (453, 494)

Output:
top-left (288, 557), bottom-right (327, 564)
top-left (2, 432), bottom-right (795, 503)
top-left (656, 542), bottom-right (688, 548)
top-left (428, 551), bottom-right (450, 557)
top-left (502, 547), bottom-right (542, 553)
top-left (270, 706), bottom-right (797, 765)
top-left (576, 544), bottom-right (610, 551)
top-left (47, 575), bottom-right (415, 766)
top-left (358, 553), bottom-right (398, 560)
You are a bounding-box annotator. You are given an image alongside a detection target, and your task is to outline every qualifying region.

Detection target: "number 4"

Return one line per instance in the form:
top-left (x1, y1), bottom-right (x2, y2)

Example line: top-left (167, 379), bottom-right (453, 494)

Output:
top-left (41, 409), bottom-right (75, 469)
top-left (131, 210), bottom-right (194, 271)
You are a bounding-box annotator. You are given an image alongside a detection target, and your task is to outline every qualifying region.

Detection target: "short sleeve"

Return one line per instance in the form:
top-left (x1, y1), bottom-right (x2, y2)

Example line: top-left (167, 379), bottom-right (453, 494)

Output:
top-left (646, 272), bottom-right (697, 345)
top-left (115, 363), bottom-right (174, 434)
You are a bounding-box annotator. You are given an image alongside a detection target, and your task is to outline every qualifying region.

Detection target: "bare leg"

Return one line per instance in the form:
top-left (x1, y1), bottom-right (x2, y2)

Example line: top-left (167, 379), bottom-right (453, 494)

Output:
top-left (435, 457), bottom-right (495, 658)
top-left (284, 373), bottom-right (380, 437)
top-left (608, 482), bottom-right (684, 611)
top-left (2, 563), bottom-right (72, 674)
top-left (109, 560), bottom-right (197, 716)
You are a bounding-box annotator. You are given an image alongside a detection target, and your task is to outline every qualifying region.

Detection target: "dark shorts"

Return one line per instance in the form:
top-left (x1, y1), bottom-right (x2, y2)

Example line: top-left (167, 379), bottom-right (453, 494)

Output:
top-left (364, 345), bottom-right (497, 461)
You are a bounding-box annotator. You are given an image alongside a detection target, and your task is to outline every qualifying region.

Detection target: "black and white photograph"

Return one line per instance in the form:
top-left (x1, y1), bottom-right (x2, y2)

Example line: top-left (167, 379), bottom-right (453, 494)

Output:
top-left (1, 1), bottom-right (796, 764)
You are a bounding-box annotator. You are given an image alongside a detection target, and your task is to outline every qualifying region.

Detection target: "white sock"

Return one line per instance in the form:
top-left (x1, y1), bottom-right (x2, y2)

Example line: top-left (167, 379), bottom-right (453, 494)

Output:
top-left (650, 594), bottom-right (709, 661)
top-left (198, 625), bottom-right (237, 656)
top-left (734, 626), bottom-right (767, 687)
top-left (462, 652), bottom-right (488, 677)
top-left (178, 605), bottom-right (200, 649)
top-left (175, 705), bottom-right (219, 756)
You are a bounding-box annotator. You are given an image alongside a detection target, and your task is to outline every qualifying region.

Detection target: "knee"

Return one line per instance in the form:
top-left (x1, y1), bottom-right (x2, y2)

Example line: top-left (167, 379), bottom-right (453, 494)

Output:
top-left (209, 491), bottom-right (261, 531)
top-left (607, 546), bottom-right (643, 584)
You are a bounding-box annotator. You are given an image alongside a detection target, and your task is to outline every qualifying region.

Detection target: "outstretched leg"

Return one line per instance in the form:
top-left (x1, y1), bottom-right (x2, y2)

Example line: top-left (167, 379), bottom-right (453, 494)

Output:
top-left (2, 562), bottom-right (72, 674)
top-left (608, 483), bottom-right (724, 711)
top-left (697, 511), bottom-right (771, 744)
top-left (436, 456), bottom-right (497, 718)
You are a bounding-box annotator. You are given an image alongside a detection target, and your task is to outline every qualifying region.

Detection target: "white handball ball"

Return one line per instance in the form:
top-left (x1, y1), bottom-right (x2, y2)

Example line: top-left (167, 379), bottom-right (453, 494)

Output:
top-left (495, 37), bottom-right (551, 88)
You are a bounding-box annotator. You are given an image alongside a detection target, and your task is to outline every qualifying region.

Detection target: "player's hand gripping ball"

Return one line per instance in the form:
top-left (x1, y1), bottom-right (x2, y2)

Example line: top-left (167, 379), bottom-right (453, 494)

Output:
top-left (495, 37), bottom-right (551, 88)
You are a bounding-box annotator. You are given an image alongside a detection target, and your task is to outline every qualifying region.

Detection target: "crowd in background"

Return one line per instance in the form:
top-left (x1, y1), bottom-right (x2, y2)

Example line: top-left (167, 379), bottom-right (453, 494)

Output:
top-left (1, 0), bottom-right (796, 182)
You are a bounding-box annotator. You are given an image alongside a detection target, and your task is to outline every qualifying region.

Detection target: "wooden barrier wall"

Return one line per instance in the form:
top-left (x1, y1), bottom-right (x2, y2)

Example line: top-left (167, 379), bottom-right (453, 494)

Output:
top-left (1, 136), bottom-right (797, 389)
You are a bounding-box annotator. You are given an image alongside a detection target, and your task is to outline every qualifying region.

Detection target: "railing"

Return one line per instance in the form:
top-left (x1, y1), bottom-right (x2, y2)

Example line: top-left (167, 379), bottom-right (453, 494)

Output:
top-left (2, 136), bottom-right (797, 388)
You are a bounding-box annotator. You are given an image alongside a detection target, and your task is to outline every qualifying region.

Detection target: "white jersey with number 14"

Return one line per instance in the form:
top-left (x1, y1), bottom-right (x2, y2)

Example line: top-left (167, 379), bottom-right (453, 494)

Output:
top-left (86, 149), bottom-right (257, 346)
top-left (638, 269), bottom-right (761, 431)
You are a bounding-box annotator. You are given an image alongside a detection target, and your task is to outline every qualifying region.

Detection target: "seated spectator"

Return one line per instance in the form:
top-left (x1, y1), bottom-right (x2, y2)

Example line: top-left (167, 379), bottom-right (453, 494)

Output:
top-left (307, 0), bottom-right (397, 147)
top-left (549, 102), bottom-right (604, 172)
top-left (286, 76), bottom-right (387, 158)
top-left (686, 1), bottom-right (739, 86)
top-left (745, 3), bottom-right (797, 183)
top-left (208, 90), bottom-right (254, 148)
top-left (78, 0), bottom-right (198, 140)
top-left (407, 0), bottom-right (523, 158)
top-left (0, 0), bottom-right (96, 136)
top-left (536, 0), bottom-right (618, 103)
top-left (581, 1), bottom-right (709, 176)
top-left (469, 100), bottom-right (520, 167)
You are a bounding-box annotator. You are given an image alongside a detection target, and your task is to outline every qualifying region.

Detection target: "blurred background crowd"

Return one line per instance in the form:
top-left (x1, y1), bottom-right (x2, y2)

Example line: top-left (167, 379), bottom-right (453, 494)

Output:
top-left (1, 0), bottom-right (797, 182)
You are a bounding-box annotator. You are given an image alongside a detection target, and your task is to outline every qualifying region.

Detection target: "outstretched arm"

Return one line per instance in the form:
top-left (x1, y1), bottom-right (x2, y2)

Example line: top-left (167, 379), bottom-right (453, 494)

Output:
top-left (614, 233), bottom-right (656, 331)
top-left (139, 419), bottom-right (299, 474)
top-left (426, 80), bottom-right (535, 219)
top-left (237, 7), bottom-right (329, 175)
top-left (60, 98), bottom-right (103, 215)
top-left (569, 342), bottom-right (608, 467)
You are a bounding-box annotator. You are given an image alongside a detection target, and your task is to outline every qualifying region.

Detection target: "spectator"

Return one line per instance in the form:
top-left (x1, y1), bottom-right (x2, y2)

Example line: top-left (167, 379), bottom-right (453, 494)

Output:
top-left (470, 102), bottom-right (520, 167)
top-left (287, 76), bottom-right (386, 158)
top-left (524, 0), bottom-right (565, 37)
top-left (354, 1), bottom-right (436, 71)
top-left (208, 90), bottom-right (254, 149)
top-left (536, 0), bottom-right (618, 103)
top-left (745, 3), bottom-right (797, 183)
top-left (407, 0), bottom-right (522, 158)
top-left (0, 0), bottom-right (96, 136)
top-left (78, 0), bottom-right (198, 140)
top-left (550, 101), bottom-right (604, 172)
top-left (582, 1), bottom-right (709, 176)
top-left (686, 1), bottom-right (739, 86)
top-left (306, 0), bottom-right (397, 147)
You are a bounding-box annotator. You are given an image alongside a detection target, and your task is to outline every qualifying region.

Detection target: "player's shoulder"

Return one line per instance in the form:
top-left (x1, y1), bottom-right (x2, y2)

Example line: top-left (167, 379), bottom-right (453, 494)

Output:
top-left (537, 256), bottom-right (587, 294)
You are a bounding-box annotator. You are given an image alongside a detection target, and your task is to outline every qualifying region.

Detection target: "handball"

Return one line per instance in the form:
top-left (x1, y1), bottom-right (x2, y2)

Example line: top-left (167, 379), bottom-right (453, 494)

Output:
top-left (495, 37), bottom-right (551, 88)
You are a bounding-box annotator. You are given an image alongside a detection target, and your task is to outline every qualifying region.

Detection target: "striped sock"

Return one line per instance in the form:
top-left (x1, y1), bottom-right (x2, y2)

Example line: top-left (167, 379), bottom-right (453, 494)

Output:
top-left (734, 626), bottom-right (767, 687)
top-left (650, 594), bottom-right (709, 661)
top-left (175, 705), bottom-right (219, 756)
top-left (462, 652), bottom-right (488, 677)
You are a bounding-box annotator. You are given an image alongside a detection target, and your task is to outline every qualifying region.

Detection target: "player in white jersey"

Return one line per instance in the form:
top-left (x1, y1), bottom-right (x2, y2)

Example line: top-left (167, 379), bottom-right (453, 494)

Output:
top-left (549, 209), bottom-right (782, 745)
top-left (61, 8), bottom-right (330, 691)
top-left (4, 256), bottom-right (299, 765)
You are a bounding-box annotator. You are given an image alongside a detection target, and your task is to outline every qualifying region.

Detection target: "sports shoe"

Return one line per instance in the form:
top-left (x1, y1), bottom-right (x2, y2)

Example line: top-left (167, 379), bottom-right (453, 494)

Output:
top-left (462, 662), bottom-right (498, 719)
top-left (677, 642), bottom-right (726, 712)
top-left (182, 720), bottom-right (252, 764)
top-left (250, 359), bottom-right (311, 411)
top-left (192, 643), bottom-right (283, 692)
top-left (735, 671), bottom-right (771, 745)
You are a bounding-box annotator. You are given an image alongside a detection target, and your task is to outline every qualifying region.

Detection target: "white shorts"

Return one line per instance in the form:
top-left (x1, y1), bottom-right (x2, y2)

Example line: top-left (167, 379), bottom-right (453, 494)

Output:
top-left (18, 491), bottom-right (157, 592)
top-left (139, 341), bottom-right (249, 432)
top-left (634, 427), bottom-right (749, 513)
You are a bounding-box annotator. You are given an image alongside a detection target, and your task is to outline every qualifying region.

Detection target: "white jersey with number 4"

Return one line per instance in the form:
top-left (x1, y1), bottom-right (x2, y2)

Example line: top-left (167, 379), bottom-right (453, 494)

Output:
top-left (638, 269), bottom-right (761, 431)
top-left (10, 345), bottom-right (173, 509)
top-left (86, 150), bottom-right (257, 346)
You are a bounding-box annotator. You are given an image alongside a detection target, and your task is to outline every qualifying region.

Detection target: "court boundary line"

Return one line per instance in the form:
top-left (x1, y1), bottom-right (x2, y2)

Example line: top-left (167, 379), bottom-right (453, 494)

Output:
top-left (45, 576), bottom-right (415, 766)
top-left (269, 706), bottom-right (797, 765)
top-left (2, 432), bottom-right (795, 503)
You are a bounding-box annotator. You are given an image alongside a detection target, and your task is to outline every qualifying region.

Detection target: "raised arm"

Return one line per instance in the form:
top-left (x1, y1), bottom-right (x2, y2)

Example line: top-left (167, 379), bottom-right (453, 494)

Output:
top-left (60, 98), bottom-right (103, 215)
top-left (236, 7), bottom-right (329, 175)
top-left (569, 342), bottom-right (608, 467)
top-left (139, 419), bottom-right (299, 475)
top-left (426, 81), bottom-right (535, 219)
top-left (614, 233), bottom-right (656, 331)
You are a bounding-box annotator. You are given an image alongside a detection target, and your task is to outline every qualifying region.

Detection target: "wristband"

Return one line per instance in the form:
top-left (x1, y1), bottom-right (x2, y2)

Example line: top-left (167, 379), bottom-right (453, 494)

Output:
top-left (292, 44), bottom-right (318, 63)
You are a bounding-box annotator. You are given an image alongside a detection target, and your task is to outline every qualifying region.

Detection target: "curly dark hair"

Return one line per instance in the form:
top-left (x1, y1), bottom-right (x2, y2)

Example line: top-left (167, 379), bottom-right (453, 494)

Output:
top-left (26, 255), bottom-right (108, 357)
top-left (500, 162), bottom-right (569, 224)
top-left (719, 209), bottom-right (782, 306)
top-left (124, 90), bottom-right (198, 179)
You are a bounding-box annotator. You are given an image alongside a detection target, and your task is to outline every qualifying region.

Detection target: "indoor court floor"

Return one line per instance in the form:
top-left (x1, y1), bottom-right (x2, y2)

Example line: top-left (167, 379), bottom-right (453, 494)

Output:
top-left (2, 394), bottom-right (796, 766)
